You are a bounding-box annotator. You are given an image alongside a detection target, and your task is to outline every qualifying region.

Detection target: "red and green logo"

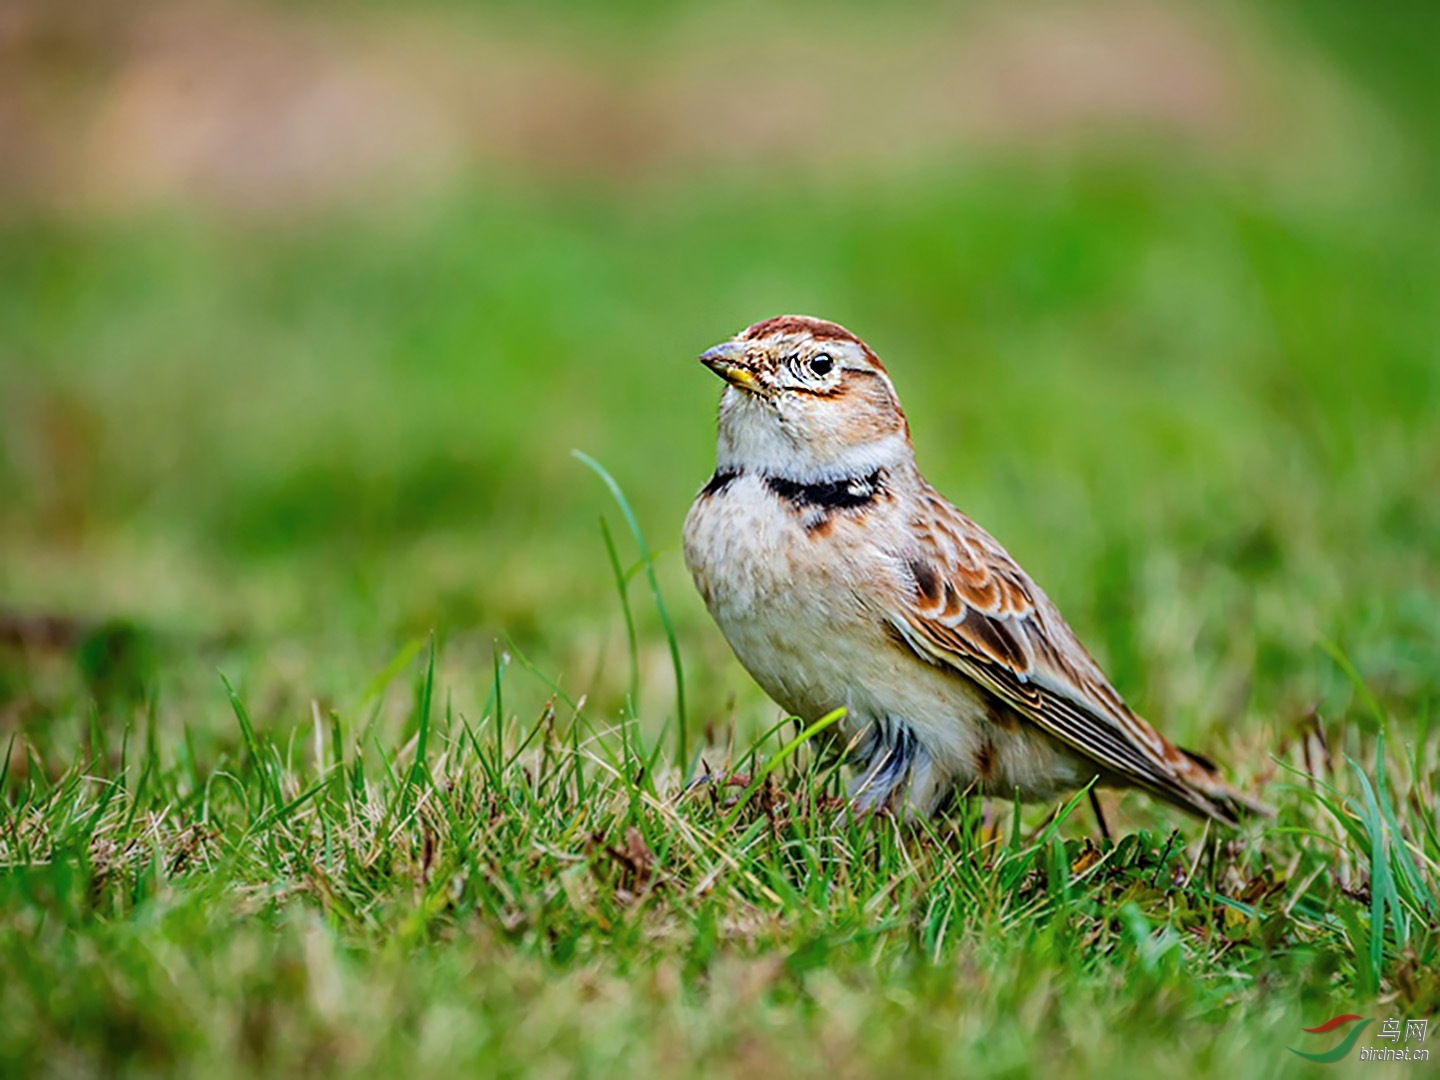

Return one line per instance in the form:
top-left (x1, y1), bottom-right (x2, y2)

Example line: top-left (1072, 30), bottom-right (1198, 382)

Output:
top-left (1288, 1015), bottom-right (1372, 1063)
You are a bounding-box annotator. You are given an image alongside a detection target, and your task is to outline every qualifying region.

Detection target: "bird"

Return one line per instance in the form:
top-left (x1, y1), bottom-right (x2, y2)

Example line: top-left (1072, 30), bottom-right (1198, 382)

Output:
top-left (682, 314), bottom-right (1263, 826)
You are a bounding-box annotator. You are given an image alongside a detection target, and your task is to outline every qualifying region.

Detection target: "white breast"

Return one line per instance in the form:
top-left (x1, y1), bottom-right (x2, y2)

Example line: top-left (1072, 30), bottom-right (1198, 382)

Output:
top-left (682, 474), bottom-right (1092, 809)
top-left (682, 476), bottom-right (985, 762)
top-left (684, 475), bottom-right (859, 719)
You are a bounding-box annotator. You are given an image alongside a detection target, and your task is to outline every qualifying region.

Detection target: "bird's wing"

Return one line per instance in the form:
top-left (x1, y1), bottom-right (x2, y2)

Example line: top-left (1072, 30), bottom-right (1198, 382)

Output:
top-left (886, 487), bottom-right (1233, 821)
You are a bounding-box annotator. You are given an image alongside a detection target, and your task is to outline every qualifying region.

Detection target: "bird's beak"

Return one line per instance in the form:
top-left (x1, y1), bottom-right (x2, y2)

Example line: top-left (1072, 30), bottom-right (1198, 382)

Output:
top-left (698, 340), bottom-right (762, 393)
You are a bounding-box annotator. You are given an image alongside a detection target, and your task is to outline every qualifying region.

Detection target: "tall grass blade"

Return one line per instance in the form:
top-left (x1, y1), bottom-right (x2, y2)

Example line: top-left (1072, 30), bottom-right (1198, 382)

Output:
top-left (599, 515), bottom-right (641, 714)
top-left (221, 673), bottom-right (277, 814)
top-left (573, 450), bottom-right (688, 775)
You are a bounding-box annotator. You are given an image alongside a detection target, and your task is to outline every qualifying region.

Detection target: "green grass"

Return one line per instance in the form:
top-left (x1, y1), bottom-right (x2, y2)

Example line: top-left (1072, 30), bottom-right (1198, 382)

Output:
top-left (2, 624), bottom-right (1438, 1077)
top-left (5, 1), bottom-right (1440, 1074)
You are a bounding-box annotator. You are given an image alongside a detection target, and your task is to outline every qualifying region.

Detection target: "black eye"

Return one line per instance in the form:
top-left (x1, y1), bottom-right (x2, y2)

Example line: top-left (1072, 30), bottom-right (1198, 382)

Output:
top-left (809, 353), bottom-right (834, 377)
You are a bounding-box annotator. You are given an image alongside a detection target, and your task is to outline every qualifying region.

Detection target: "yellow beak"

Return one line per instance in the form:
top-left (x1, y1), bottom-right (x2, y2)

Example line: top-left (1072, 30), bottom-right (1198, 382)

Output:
top-left (698, 341), bottom-right (762, 392)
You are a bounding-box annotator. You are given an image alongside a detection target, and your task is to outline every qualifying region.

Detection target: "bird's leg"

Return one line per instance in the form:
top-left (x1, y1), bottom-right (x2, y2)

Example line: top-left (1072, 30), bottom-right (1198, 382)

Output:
top-left (901, 749), bottom-right (945, 820)
top-left (848, 716), bottom-right (918, 814)
top-left (1087, 787), bottom-right (1113, 845)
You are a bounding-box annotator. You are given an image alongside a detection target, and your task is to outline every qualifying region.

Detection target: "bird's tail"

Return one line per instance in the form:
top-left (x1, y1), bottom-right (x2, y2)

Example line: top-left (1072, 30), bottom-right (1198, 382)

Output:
top-left (1175, 746), bottom-right (1271, 825)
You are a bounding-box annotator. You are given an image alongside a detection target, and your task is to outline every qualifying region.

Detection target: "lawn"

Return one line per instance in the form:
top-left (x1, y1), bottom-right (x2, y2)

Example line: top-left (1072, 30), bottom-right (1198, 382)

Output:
top-left (2, 1), bottom-right (1439, 1076)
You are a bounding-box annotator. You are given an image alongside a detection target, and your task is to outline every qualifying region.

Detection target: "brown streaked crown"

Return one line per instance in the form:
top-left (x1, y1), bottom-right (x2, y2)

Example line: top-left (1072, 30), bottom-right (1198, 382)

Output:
top-left (739, 315), bottom-right (859, 342)
top-left (737, 315), bottom-right (887, 369)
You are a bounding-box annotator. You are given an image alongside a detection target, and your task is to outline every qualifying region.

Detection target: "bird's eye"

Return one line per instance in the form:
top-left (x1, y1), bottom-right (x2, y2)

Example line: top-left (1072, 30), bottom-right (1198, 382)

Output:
top-left (808, 353), bottom-right (834, 377)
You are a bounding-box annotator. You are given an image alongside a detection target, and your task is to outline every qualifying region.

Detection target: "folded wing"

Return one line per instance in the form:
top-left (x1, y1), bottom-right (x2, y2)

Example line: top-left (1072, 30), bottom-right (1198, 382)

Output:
top-left (888, 486), bottom-right (1244, 823)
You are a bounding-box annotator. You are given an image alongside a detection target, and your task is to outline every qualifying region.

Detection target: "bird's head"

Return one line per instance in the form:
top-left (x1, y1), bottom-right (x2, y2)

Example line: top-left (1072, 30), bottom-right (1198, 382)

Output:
top-left (698, 315), bottom-right (912, 480)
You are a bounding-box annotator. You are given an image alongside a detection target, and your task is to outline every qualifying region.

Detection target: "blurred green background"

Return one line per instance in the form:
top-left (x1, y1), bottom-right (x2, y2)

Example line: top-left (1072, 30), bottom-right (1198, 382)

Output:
top-left (2, 0), bottom-right (1438, 765)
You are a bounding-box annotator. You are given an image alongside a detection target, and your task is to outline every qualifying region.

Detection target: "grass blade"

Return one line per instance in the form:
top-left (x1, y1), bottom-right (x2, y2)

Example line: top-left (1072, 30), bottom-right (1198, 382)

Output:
top-left (573, 450), bottom-right (688, 775)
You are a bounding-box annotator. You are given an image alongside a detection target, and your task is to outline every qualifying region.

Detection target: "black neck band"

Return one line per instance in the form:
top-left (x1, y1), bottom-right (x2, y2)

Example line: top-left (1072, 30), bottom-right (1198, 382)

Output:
top-left (702, 466), bottom-right (888, 511)
top-left (764, 468), bottom-right (886, 511)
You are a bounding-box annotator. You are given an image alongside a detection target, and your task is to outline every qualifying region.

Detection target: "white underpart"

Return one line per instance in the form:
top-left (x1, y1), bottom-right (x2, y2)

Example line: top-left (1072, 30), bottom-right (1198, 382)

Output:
top-left (685, 377), bottom-right (1089, 816)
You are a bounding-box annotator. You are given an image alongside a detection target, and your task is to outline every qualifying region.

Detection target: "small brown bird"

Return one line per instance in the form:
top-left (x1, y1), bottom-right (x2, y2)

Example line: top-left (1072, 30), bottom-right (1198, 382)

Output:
top-left (683, 315), bottom-right (1262, 825)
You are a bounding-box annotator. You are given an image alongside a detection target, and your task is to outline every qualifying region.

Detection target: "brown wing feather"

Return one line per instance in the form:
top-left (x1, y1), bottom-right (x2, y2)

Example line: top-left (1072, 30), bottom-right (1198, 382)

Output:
top-left (892, 486), bottom-right (1242, 822)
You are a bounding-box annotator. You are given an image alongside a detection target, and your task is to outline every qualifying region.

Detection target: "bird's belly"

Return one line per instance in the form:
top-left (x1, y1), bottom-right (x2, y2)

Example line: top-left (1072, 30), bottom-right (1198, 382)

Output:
top-left (685, 479), bottom-right (977, 752)
top-left (684, 478), bottom-right (1094, 803)
top-left (684, 477), bottom-right (876, 722)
